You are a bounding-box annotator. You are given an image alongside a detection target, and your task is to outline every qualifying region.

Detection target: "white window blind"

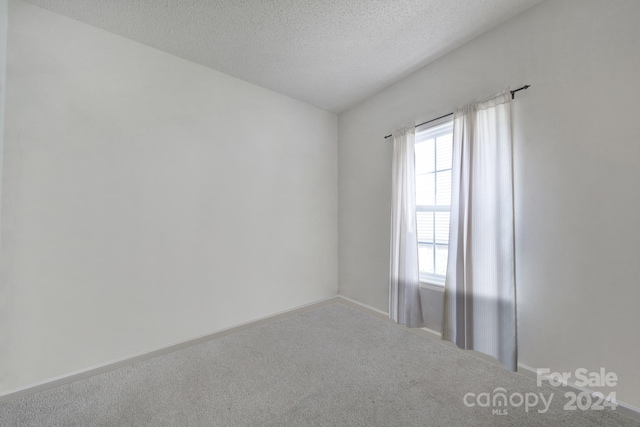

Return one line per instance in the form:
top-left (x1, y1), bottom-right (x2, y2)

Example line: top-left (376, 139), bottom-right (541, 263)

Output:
top-left (415, 119), bottom-right (453, 285)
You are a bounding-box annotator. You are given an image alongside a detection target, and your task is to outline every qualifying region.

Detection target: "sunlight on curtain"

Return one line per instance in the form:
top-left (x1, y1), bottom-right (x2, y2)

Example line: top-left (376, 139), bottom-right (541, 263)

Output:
top-left (443, 89), bottom-right (517, 370)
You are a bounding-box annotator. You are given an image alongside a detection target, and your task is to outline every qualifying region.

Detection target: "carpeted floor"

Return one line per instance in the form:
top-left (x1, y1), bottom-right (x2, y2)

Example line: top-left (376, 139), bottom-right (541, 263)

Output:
top-left (0, 302), bottom-right (637, 426)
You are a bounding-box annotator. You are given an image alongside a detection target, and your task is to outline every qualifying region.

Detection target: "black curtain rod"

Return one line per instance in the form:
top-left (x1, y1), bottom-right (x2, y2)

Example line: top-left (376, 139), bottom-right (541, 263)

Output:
top-left (383, 112), bottom-right (454, 139)
top-left (383, 85), bottom-right (531, 139)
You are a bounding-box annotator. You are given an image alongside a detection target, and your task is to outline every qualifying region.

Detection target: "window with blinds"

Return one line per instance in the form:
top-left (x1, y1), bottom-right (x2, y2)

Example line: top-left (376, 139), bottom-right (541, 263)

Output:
top-left (415, 119), bottom-right (453, 285)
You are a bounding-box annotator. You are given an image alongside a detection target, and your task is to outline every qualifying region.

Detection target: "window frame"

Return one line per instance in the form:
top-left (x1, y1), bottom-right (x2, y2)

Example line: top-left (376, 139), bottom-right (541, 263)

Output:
top-left (414, 116), bottom-right (454, 287)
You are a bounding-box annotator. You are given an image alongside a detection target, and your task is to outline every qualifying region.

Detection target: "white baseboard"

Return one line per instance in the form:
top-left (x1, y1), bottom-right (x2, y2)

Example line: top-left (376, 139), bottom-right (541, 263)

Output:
top-left (335, 295), bottom-right (442, 338)
top-left (335, 295), bottom-right (388, 317)
top-left (0, 295), bottom-right (340, 404)
top-left (338, 294), bottom-right (640, 422)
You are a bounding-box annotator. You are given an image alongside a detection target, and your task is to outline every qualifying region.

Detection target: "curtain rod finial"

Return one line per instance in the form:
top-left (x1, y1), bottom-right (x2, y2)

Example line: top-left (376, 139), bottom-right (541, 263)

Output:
top-left (510, 84), bottom-right (531, 99)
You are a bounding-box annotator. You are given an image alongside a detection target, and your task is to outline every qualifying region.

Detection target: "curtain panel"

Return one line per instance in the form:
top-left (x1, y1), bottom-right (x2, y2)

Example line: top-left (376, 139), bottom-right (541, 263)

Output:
top-left (389, 125), bottom-right (423, 328)
top-left (442, 90), bottom-right (517, 371)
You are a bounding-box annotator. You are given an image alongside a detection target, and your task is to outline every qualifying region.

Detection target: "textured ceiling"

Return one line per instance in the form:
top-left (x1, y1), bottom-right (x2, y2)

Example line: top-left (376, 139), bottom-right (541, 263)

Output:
top-left (22, 0), bottom-right (543, 112)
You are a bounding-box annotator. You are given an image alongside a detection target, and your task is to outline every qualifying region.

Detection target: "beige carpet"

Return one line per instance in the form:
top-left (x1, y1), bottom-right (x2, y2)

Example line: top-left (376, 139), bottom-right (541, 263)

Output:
top-left (0, 302), bottom-right (637, 426)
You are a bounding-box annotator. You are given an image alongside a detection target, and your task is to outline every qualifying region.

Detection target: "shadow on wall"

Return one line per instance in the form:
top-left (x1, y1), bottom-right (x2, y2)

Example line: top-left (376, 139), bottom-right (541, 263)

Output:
top-left (419, 286), bottom-right (444, 333)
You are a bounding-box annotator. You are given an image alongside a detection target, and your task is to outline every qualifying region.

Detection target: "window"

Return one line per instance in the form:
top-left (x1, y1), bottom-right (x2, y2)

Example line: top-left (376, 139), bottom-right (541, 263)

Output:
top-left (415, 118), bottom-right (453, 285)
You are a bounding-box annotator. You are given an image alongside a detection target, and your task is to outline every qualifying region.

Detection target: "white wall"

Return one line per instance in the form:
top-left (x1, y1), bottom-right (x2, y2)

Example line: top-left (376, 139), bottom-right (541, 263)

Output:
top-left (0, 0), bottom-right (5, 155)
top-left (0, 0), bottom-right (7, 392)
top-left (1, 0), bottom-right (337, 393)
top-left (339, 0), bottom-right (640, 408)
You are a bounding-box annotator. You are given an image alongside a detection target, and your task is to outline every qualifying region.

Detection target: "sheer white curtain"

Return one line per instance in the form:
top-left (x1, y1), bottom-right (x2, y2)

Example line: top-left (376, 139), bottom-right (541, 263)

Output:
top-left (443, 90), bottom-right (517, 370)
top-left (389, 125), bottom-right (423, 328)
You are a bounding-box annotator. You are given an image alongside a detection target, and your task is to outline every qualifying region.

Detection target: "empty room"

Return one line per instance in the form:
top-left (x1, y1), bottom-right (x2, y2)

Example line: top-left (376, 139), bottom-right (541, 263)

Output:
top-left (0, 0), bottom-right (638, 425)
